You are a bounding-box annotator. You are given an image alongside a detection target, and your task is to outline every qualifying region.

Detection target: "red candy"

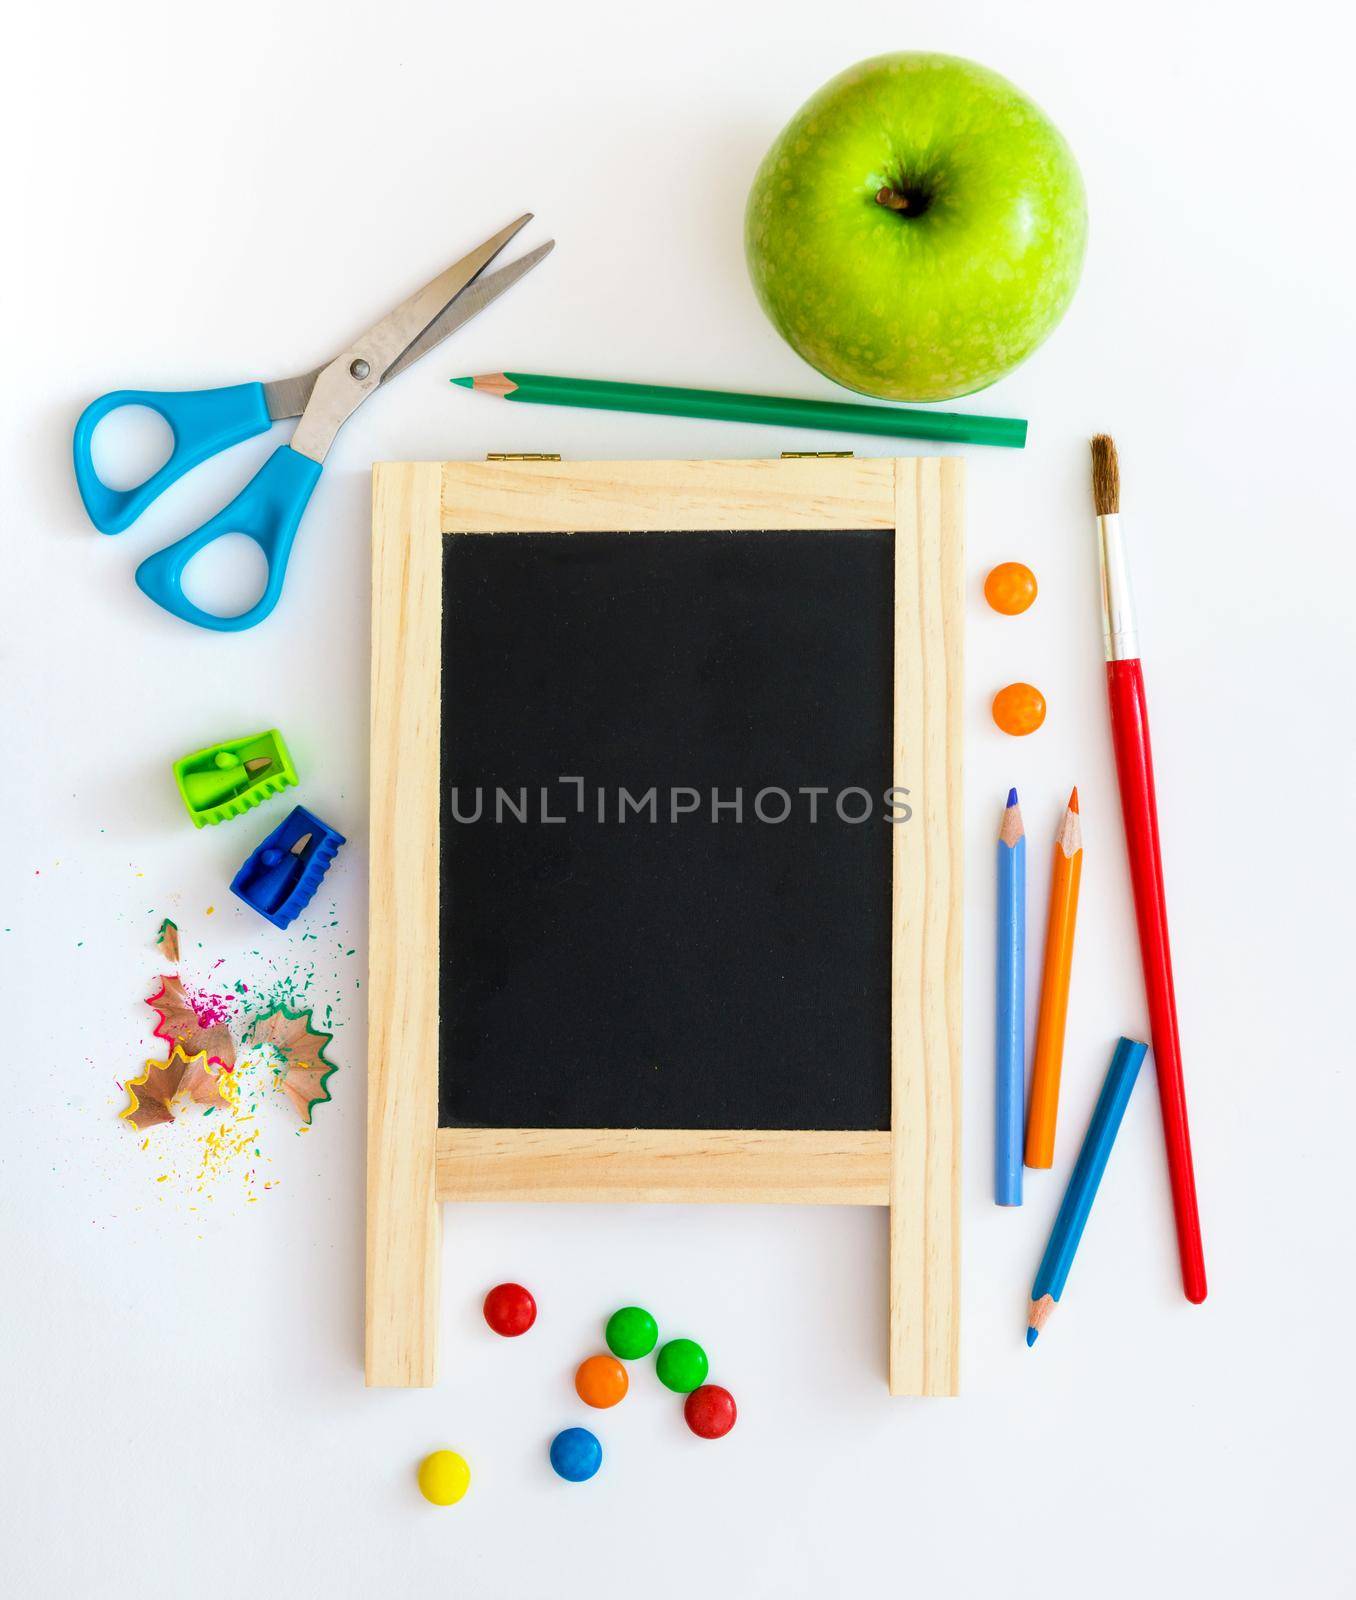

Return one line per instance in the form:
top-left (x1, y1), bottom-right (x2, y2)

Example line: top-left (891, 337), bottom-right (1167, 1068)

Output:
top-left (482, 1282), bottom-right (536, 1337)
top-left (683, 1384), bottom-right (737, 1439)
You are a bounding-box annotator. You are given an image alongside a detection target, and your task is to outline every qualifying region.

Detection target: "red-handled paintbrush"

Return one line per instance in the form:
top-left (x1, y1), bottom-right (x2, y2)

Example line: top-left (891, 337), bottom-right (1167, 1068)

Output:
top-left (1091, 435), bottom-right (1206, 1304)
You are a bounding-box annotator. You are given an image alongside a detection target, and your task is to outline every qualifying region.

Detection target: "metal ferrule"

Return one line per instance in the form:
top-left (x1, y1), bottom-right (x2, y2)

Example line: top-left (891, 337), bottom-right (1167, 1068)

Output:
top-left (1097, 513), bottom-right (1140, 662)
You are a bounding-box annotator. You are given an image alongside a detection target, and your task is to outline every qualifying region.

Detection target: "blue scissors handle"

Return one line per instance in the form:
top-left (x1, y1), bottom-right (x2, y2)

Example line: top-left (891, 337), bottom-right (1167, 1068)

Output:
top-left (134, 446), bottom-right (322, 632)
top-left (73, 383), bottom-right (273, 534)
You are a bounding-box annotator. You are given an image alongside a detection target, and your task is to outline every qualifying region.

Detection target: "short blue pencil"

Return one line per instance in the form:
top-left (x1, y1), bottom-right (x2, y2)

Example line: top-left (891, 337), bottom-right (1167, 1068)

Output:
top-left (1027, 1035), bottom-right (1148, 1344)
top-left (996, 788), bottom-right (1026, 1205)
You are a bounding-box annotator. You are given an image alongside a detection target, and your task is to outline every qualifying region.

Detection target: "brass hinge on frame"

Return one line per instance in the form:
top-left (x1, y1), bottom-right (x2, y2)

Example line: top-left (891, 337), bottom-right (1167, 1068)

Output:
top-left (779, 450), bottom-right (854, 459)
top-left (486, 452), bottom-right (561, 461)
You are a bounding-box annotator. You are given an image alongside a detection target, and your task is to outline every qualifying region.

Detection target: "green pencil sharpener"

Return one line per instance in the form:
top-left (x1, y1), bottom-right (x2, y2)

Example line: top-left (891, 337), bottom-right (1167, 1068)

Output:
top-left (173, 729), bottom-right (298, 827)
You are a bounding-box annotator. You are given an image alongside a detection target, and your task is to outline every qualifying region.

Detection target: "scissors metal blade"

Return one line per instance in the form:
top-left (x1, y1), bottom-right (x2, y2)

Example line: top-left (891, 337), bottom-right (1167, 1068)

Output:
top-left (383, 239), bottom-right (554, 385)
top-left (261, 242), bottom-right (554, 421)
top-left (289, 214), bottom-right (534, 462)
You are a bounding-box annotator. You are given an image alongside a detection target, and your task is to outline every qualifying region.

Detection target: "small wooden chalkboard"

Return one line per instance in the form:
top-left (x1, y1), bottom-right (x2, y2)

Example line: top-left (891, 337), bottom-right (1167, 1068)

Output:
top-left (367, 457), bottom-right (963, 1395)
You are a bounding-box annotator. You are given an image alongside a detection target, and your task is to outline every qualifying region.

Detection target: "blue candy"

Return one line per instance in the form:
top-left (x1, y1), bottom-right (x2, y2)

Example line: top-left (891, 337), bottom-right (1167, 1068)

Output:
top-left (549, 1427), bottom-right (602, 1483)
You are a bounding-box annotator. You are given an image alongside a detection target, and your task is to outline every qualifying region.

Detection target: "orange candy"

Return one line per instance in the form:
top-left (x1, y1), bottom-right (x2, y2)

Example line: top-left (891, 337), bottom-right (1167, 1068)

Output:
top-left (575, 1353), bottom-right (629, 1409)
top-left (984, 562), bottom-right (1038, 616)
top-left (992, 682), bottom-right (1047, 737)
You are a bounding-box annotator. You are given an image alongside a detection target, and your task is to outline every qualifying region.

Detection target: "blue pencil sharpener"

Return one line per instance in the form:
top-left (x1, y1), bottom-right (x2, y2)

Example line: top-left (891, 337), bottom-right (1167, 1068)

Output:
top-left (230, 804), bottom-right (345, 929)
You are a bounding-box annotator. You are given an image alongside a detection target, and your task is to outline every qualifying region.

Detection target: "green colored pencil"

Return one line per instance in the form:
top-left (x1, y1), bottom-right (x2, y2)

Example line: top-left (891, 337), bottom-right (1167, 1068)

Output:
top-left (452, 372), bottom-right (1026, 449)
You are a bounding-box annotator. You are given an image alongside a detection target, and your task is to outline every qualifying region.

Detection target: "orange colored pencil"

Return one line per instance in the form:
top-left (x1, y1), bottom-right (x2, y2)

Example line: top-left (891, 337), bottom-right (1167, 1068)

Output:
top-left (1024, 789), bottom-right (1084, 1168)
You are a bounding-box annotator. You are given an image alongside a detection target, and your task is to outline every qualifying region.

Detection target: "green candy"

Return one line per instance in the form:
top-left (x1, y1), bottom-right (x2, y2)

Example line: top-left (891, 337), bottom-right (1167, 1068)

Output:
top-left (656, 1338), bottom-right (708, 1394)
top-left (605, 1306), bottom-right (658, 1361)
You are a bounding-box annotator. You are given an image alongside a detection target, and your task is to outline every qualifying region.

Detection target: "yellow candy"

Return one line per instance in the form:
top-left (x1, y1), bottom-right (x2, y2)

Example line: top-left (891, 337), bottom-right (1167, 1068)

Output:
top-left (418, 1449), bottom-right (471, 1506)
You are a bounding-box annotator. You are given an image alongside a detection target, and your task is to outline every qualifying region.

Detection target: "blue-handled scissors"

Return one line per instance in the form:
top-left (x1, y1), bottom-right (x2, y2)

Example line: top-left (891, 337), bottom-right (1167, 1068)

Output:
top-left (74, 215), bottom-right (552, 631)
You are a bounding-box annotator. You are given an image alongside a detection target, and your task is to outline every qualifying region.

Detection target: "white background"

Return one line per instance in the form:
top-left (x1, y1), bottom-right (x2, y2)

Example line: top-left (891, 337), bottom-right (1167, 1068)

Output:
top-left (3, 2), bottom-right (1352, 1595)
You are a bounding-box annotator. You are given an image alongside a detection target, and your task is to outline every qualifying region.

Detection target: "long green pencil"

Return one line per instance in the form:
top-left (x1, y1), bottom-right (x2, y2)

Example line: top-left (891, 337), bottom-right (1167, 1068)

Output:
top-left (453, 372), bottom-right (1026, 449)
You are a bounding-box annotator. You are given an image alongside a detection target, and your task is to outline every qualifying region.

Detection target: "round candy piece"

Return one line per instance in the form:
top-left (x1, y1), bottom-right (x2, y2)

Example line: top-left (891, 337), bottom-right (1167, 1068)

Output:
top-left (417, 1449), bottom-right (471, 1506)
top-left (605, 1305), bottom-right (658, 1361)
top-left (984, 561), bottom-right (1038, 616)
top-left (483, 1282), bottom-right (536, 1337)
top-left (656, 1337), bottom-right (709, 1393)
top-left (575, 1353), bottom-right (629, 1408)
top-left (684, 1384), bottom-right (737, 1440)
top-left (992, 682), bottom-right (1047, 737)
top-left (549, 1427), bottom-right (602, 1482)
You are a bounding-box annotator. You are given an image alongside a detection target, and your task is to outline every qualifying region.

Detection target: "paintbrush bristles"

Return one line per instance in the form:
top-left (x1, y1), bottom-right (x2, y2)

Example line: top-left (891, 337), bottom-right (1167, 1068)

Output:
top-left (1091, 434), bottom-right (1120, 516)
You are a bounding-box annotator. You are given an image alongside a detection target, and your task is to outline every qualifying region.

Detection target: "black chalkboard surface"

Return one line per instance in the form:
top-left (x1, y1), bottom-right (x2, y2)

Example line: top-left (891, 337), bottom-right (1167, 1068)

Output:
top-left (439, 527), bottom-right (894, 1132)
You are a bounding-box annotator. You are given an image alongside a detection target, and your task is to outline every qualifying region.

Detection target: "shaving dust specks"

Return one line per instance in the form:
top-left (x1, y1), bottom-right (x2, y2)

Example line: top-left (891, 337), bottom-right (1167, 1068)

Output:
top-left (118, 909), bottom-right (354, 1206)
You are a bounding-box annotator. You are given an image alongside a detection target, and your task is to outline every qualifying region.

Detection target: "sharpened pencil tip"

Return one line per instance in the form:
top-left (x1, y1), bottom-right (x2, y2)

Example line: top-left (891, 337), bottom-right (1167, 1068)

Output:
top-left (1026, 1327), bottom-right (1039, 1347)
top-left (999, 790), bottom-right (1025, 845)
top-left (451, 376), bottom-right (474, 388)
top-left (1068, 787), bottom-right (1079, 813)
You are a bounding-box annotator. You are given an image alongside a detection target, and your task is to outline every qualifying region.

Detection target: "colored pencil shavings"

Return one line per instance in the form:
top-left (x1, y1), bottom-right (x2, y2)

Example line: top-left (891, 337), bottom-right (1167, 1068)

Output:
top-left (127, 1059), bottom-right (271, 1203)
top-left (120, 1044), bottom-right (231, 1131)
top-left (147, 973), bottom-right (236, 1072)
top-left (126, 916), bottom-right (349, 1203)
top-left (245, 1005), bottom-right (338, 1124)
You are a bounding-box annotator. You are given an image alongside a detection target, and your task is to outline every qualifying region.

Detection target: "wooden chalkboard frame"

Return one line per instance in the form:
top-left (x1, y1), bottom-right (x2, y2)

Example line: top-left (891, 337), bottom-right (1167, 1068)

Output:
top-left (367, 457), bottom-right (963, 1395)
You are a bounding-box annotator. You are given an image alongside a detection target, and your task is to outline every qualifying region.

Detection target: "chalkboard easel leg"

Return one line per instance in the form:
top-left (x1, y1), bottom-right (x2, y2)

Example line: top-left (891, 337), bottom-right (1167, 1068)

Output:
top-left (887, 456), bottom-right (964, 1396)
top-left (366, 462), bottom-right (445, 1387)
top-left (365, 1184), bottom-right (440, 1387)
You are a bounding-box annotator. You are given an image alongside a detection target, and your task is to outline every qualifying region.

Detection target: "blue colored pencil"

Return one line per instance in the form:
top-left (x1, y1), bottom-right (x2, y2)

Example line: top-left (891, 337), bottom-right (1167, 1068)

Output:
top-left (996, 788), bottom-right (1026, 1205)
top-left (1027, 1036), bottom-right (1148, 1344)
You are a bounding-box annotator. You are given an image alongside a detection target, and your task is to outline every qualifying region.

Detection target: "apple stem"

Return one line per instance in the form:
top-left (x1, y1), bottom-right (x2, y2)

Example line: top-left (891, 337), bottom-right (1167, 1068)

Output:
top-left (875, 186), bottom-right (911, 212)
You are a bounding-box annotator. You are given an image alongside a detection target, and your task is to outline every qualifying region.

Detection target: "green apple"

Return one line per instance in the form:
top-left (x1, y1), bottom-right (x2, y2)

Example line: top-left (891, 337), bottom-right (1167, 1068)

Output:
top-left (745, 53), bottom-right (1087, 402)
